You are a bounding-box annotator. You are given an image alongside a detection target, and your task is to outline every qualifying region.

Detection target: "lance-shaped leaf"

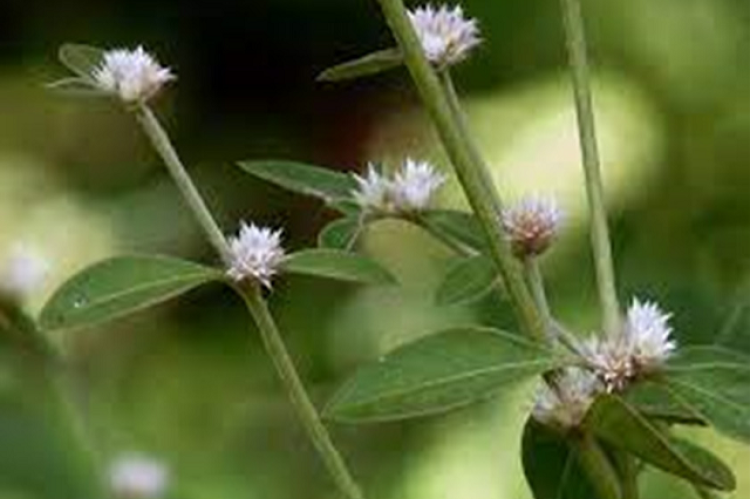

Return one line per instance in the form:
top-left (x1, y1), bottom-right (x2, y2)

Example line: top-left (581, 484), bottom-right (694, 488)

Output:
top-left (662, 346), bottom-right (750, 443)
top-left (418, 210), bottom-right (487, 252)
top-left (623, 381), bottom-right (706, 426)
top-left (58, 44), bottom-right (103, 81)
top-left (585, 394), bottom-right (735, 491)
top-left (435, 255), bottom-right (499, 306)
top-left (325, 327), bottom-right (564, 423)
top-left (46, 78), bottom-right (107, 97)
top-left (281, 249), bottom-right (395, 285)
top-left (317, 48), bottom-right (403, 82)
top-left (39, 255), bottom-right (223, 332)
top-left (522, 418), bottom-right (600, 499)
top-left (237, 160), bottom-right (357, 205)
top-left (318, 216), bottom-right (364, 250)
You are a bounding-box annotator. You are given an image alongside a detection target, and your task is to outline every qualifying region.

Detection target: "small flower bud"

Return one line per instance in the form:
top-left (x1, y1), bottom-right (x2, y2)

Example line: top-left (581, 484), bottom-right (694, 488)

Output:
top-left (408, 4), bottom-right (481, 68)
top-left (226, 222), bottom-right (285, 288)
top-left (532, 368), bottom-right (601, 430)
top-left (0, 244), bottom-right (49, 303)
top-left (92, 46), bottom-right (174, 104)
top-left (501, 196), bottom-right (563, 258)
top-left (584, 298), bottom-right (676, 392)
top-left (108, 453), bottom-right (169, 499)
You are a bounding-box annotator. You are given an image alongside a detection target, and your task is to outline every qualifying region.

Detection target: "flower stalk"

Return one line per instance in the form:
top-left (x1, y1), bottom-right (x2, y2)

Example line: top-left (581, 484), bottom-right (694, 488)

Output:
top-left (374, 0), bottom-right (546, 342)
top-left (558, 0), bottom-right (621, 337)
top-left (134, 104), bottom-right (364, 499)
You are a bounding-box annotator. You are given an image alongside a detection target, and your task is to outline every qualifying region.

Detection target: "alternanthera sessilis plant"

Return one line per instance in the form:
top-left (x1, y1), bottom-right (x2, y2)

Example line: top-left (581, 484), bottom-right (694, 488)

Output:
top-left (23, 1), bottom-right (745, 499)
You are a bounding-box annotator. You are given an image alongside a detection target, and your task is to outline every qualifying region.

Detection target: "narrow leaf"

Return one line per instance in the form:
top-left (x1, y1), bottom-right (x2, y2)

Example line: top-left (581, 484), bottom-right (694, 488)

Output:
top-left (325, 327), bottom-right (564, 423)
top-left (237, 160), bottom-right (357, 204)
top-left (317, 48), bottom-right (403, 82)
top-left (39, 255), bottom-right (222, 332)
top-left (662, 346), bottom-right (750, 443)
top-left (624, 381), bottom-right (706, 426)
top-left (58, 44), bottom-right (103, 81)
top-left (282, 249), bottom-right (395, 285)
top-left (522, 418), bottom-right (599, 499)
top-left (586, 394), bottom-right (735, 491)
top-left (46, 78), bottom-right (107, 97)
top-left (418, 210), bottom-right (487, 252)
top-left (435, 255), bottom-right (499, 306)
top-left (318, 217), bottom-right (364, 250)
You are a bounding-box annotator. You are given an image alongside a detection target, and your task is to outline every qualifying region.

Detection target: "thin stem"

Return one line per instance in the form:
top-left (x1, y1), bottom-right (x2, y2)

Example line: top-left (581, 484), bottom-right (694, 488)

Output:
top-left (559, 0), bottom-right (620, 337)
top-left (620, 454), bottom-right (640, 499)
top-left (239, 282), bottom-right (364, 499)
top-left (375, 0), bottom-right (546, 342)
top-left (523, 258), bottom-right (552, 325)
top-left (135, 105), bottom-right (232, 264)
top-left (134, 105), bottom-right (364, 499)
top-left (574, 433), bottom-right (623, 499)
top-left (411, 214), bottom-right (475, 257)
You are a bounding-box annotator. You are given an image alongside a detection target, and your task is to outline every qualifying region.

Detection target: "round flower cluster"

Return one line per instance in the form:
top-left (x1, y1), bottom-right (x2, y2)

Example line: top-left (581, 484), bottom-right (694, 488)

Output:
top-left (226, 222), bottom-right (286, 288)
top-left (408, 4), bottom-right (481, 68)
top-left (352, 159), bottom-right (446, 214)
top-left (108, 453), bottom-right (169, 499)
top-left (92, 46), bottom-right (174, 103)
top-left (532, 367), bottom-right (602, 430)
top-left (501, 195), bottom-right (564, 258)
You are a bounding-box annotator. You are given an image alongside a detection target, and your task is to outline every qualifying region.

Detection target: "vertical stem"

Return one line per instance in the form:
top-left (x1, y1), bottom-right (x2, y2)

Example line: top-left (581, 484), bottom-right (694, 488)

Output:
top-left (375, 0), bottom-right (546, 342)
top-left (135, 105), bottom-right (364, 499)
top-left (559, 0), bottom-right (621, 336)
top-left (523, 258), bottom-right (552, 324)
top-left (135, 105), bottom-right (232, 264)
top-left (620, 454), bottom-right (640, 499)
top-left (240, 283), bottom-right (364, 499)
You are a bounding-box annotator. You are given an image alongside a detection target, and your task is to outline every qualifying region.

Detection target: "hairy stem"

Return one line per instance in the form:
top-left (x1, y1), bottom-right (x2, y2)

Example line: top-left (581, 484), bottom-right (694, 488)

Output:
top-left (135, 104), bottom-right (364, 499)
top-left (559, 0), bottom-right (620, 336)
top-left (240, 283), bottom-right (364, 499)
top-left (375, 0), bottom-right (545, 341)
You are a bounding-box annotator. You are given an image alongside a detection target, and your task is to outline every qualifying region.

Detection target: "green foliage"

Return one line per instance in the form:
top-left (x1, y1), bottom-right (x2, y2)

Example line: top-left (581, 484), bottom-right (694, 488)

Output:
top-left (623, 381), bottom-right (706, 426)
top-left (417, 210), bottom-right (487, 253)
top-left (282, 249), bottom-right (395, 285)
top-left (585, 394), bottom-right (735, 491)
top-left (325, 327), bottom-right (564, 423)
top-left (39, 255), bottom-right (223, 332)
top-left (522, 418), bottom-right (599, 499)
top-left (317, 216), bottom-right (364, 250)
top-left (237, 160), bottom-right (357, 206)
top-left (662, 346), bottom-right (750, 444)
top-left (317, 48), bottom-right (403, 82)
top-left (435, 255), bottom-right (499, 306)
top-left (57, 44), bottom-right (103, 81)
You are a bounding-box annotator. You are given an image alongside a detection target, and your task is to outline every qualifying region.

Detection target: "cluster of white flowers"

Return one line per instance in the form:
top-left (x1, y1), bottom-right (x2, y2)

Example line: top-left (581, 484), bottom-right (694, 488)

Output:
top-left (92, 46), bottom-right (174, 103)
top-left (585, 298), bottom-right (676, 392)
top-left (0, 244), bottom-right (49, 303)
top-left (532, 367), bottom-right (602, 430)
top-left (226, 222), bottom-right (285, 287)
top-left (352, 159), bottom-right (445, 213)
top-left (501, 195), bottom-right (564, 258)
top-left (408, 4), bottom-right (481, 67)
top-left (108, 453), bottom-right (169, 499)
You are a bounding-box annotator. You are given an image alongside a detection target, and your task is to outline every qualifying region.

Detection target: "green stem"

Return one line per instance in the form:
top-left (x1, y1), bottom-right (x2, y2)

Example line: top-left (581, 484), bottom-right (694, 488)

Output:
top-left (574, 433), bottom-right (623, 499)
top-left (135, 105), bottom-right (364, 499)
top-left (559, 0), bottom-right (620, 336)
top-left (620, 454), bottom-right (639, 499)
top-left (240, 283), bottom-right (364, 499)
top-left (523, 258), bottom-right (552, 325)
top-left (411, 215), bottom-right (475, 256)
top-left (135, 105), bottom-right (232, 264)
top-left (375, 0), bottom-right (545, 342)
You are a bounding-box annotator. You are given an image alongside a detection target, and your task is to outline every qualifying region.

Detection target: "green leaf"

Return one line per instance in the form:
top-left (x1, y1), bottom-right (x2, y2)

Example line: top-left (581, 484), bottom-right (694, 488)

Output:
top-left (58, 44), bottom-right (104, 81)
top-left (585, 394), bottom-right (735, 491)
top-left (39, 255), bottom-right (222, 332)
top-left (237, 160), bottom-right (357, 204)
top-left (418, 210), bottom-right (487, 252)
top-left (282, 249), bottom-right (395, 285)
top-left (317, 48), bottom-right (403, 82)
top-left (716, 283), bottom-right (750, 355)
top-left (318, 216), bottom-right (364, 250)
top-left (46, 78), bottom-right (106, 97)
top-left (662, 346), bottom-right (750, 443)
top-left (522, 418), bottom-right (599, 499)
top-left (325, 327), bottom-right (563, 423)
top-left (624, 381), bottom-right (707, 426)
top-left (435, 255), bottom-right (499, 306)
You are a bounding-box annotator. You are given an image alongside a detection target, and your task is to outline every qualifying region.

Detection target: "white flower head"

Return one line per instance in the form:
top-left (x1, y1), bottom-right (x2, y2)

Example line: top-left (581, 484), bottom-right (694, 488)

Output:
top-left (408, 4), bottom-right (481, 67)
top-left (532, 368), bottom-right (602, 430)
top-left (391, 158), bottom-right (446, 211)
top-left (0, 244), bottom-right (49, 302)
top-left (501, 195), bottom-right (564, 258)
top-left (351, 159), bottom-right (444, 214)
top-left (109, 453), bottom-right (169, 499)
top-left (585, 298), bottom-right (676, 391)
top-left (92, 46), bottom-right (174, 103)
top-left (352, 164), bottom-right (392, 212)
top-left (227, 222), bottom-right (285, 287)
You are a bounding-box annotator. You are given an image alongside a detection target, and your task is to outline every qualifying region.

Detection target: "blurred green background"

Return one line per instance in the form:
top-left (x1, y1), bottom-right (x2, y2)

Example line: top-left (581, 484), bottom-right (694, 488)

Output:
top-left (0, 0), bottom-right (748, 497)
